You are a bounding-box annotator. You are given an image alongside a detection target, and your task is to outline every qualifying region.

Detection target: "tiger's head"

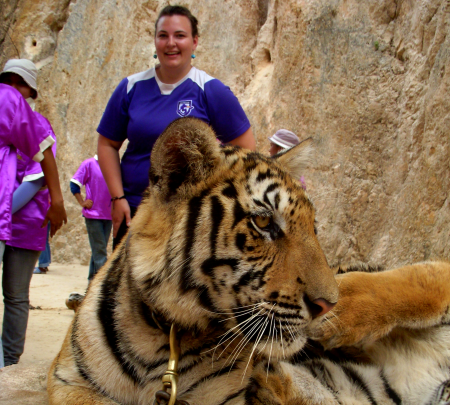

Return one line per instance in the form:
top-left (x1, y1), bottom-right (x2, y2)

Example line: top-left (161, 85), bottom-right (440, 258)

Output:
top-left (128, 118), bottom-right (338, 358)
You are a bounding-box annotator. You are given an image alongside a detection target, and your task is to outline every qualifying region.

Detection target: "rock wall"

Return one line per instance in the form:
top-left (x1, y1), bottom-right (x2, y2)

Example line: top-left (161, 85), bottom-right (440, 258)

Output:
top-left (1, 0), bottom-right (449, 268)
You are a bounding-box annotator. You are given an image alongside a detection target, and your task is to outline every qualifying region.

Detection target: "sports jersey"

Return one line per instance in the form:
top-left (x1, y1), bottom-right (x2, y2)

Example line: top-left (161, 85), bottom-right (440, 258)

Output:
top-left (0, 84), bottom-right (55, 242)
top-left (7, 113), bottom-right (57, 251)
top-left (97, 66), bottom-right (251, 207)
top-left (70, 156), bottom-right (112, 220)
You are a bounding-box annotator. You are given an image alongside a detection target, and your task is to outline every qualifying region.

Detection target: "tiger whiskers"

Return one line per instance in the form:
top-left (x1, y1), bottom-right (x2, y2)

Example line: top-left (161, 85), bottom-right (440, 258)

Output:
top-left (320, 308), bottom-right (341, 331)
top-left (226, 315), bottom-right (266, 375)
top-left (239, 304), bottom-right (275, 380)
top-left (279, 319), bottom-right (286, 359)
top-left (200, 302), bottom-right (265, 317)
top-left (241, 315), bottom-right (270, 382)
top-left (213, 308), bottom-right (266, 361)
top-left (266, 313), bottom-right (276, 380)
top-left (202, 305), bottom-right (267, 364)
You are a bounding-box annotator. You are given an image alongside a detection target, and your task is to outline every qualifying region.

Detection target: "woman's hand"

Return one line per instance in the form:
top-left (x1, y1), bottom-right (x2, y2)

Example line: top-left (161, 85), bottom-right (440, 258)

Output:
top-left (82, 199), bottom-right (94, 209)
top-left (111, 198), bottom-right (131, 237)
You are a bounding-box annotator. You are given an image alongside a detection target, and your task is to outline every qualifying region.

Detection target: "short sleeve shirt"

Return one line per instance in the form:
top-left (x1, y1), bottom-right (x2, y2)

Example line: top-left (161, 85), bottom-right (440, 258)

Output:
top-left (97, 67), bottom-right (251, 207)
top-left (0, 85), bottom-right (55, 242)
top-left (7, 112), bottom-right (57, 251)
top-left (70, 157), bottom-right (112, 220)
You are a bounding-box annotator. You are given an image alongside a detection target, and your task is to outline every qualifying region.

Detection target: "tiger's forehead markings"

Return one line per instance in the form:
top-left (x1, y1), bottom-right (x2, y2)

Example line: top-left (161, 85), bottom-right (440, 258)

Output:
top-left (246, 169), bottom-right (290, 213)
top-left (221, 180), bottom-right (238, 199)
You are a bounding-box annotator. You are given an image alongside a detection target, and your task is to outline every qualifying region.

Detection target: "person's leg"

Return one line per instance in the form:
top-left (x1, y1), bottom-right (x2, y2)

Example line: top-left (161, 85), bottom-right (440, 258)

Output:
top-left (34, 224), bottom-right (51, 274)
top-left (2, 245), bottom-right (40, 366)
top-left (0, 240), bottom-right (5, 368)
top-left (85, 218), bottom-right (108, 281)
top-left (38, 223), bottom-right (51, 267)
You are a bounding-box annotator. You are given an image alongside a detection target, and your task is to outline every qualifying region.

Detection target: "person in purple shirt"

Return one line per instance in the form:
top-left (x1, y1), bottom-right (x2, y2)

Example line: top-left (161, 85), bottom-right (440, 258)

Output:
top-left (2, 117), bottom-right (57, 367)
top-left (0, 59), bottom-right (66, 367)
top-left (97, 5), bottom-right (256, 250)
top-left (0, 60), bottom-right (66, 239)
top-left (70, 155), bottom-right (112, 281)
top-left (66, 156), bottom-right (112, 311)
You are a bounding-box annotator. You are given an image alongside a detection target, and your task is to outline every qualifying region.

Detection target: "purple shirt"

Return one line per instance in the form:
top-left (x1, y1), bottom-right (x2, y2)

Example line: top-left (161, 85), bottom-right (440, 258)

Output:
top-left (71, 157), bottom-right (112, 220)
top-left (97, 67), bottom-right (250, 207)
top-left (7, 113), bottom-right (57, 251)
top-left (0, 84), bottom-right (55, 242)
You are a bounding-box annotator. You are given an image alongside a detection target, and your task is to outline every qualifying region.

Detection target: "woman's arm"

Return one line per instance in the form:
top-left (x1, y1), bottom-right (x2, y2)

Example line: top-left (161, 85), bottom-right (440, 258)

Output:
top-left (97, 134), bottom-right (130, 237)
top-left (227, 127), bottom-right (256, 151)
top-left (12, 177), bottom-right (46, 214)
top-left (40, 148), bottom-right (67, 236)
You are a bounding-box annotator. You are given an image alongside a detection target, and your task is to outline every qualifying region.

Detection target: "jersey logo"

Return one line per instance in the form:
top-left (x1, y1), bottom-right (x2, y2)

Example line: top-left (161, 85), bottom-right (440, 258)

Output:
top-left (177, 100), bottom-right (195, 117)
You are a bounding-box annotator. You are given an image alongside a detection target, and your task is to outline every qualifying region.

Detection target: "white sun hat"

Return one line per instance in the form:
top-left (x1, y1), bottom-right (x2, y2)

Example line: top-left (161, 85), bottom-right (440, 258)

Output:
top-left (269, 129), bottom-right (300, 150)
top-left (1, 59), bottom-right (38, 99)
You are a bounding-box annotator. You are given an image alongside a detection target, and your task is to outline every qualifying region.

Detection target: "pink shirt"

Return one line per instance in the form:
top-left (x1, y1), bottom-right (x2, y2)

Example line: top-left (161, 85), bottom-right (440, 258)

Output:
top-left (0, 84), bottom-right (55, 242)
top-left (71, 157), bottom-right (112, 220)
top-left (7, 113), bottom-right (57, 251)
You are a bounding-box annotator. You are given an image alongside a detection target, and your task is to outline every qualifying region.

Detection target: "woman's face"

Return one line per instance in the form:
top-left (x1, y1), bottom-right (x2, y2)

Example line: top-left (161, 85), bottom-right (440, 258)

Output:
top-left (155, 15), bottom-right (198, 74)
top-left (0, 72), bottom-right (34, 99)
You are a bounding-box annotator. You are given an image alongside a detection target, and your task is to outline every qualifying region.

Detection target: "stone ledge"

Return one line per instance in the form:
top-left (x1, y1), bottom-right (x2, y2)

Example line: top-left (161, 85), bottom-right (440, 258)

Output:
top-left (0, 361), bottom-right (50, 405)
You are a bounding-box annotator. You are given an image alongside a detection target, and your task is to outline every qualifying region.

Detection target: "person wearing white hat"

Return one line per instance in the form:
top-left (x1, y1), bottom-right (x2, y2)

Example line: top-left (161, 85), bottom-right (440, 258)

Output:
top-left (268, 129), bottom-right (306, 190)
top-left (268, 129), bottom-right (300, 156)
top-left (0, 59), bottom-right (38, 100)
top-left (0, 59), bottom-right (67, 367)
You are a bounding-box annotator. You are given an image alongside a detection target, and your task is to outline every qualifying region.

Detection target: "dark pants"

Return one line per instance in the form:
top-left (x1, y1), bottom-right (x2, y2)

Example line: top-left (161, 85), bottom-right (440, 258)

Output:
top-left (85, 218), bottom-right (112, 281)
top-left (2, 245), bottom-right (40, 366)
top-left (112, 206), bottom-right (137, 251)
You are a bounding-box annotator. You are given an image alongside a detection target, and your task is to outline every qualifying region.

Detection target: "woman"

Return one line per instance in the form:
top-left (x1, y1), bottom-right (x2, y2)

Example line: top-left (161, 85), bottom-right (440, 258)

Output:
top-left (97, 5), bottom-right (256, 249)
top-left (0, 59), bottom-right (59, 366)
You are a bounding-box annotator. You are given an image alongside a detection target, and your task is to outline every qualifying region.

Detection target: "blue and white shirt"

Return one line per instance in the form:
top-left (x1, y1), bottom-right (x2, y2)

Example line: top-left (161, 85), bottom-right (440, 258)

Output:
top-left (97, 66), bottom-right (251, 207)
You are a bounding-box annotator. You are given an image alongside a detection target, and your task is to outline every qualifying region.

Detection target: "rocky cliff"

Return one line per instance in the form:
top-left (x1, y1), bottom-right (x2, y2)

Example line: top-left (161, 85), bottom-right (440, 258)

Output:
top-left (1, 0), bottom-right (449, 268)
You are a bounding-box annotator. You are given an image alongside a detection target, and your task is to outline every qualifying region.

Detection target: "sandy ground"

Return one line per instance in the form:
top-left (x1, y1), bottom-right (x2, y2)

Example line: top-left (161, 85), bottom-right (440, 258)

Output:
top-left (0, 263), bottom-right (89, 404)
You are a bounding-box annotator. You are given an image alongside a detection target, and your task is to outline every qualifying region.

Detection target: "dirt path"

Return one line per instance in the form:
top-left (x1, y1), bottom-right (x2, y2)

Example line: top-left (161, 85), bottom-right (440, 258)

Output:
top-left (0, 263), bottom-right (89, 404)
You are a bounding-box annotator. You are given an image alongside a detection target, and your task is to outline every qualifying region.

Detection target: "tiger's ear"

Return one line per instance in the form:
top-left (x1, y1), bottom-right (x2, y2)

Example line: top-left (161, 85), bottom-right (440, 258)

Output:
top-left (273, 137), bottom-right (314, 179)
top-left (149, 118), bottom-right (222, 200)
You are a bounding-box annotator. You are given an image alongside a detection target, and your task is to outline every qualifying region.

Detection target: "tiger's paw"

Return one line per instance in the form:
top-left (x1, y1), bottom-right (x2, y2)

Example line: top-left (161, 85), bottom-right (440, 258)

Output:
top-left (308, 272), bottom-right (393, 349)
top-left (310, 261), bottom-right (450, 349)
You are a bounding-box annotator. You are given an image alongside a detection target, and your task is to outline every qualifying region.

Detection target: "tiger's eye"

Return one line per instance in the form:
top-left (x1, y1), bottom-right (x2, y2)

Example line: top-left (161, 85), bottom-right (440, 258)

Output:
top-left (254, 216), bottom-right (271, 228)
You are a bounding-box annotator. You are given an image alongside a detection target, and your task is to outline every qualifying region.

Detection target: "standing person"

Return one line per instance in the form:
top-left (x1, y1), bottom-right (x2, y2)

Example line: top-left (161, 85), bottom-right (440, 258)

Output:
top-left (97, 5), bottom-right (256, 250)
top-left (70, 155), bottom-right (112, 282)
top-left (268, 129), bottom-right (307, 190)
top-left (66, 155), bottom-right (112, 311)
top-left (0, 59), bottom-right (66, 367)
top-left (0, 60), bottom-right (66, 237)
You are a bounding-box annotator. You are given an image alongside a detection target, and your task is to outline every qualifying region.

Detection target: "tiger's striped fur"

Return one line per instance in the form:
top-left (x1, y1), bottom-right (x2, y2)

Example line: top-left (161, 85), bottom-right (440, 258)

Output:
top-left (48, 118), bottom-right (450, 405)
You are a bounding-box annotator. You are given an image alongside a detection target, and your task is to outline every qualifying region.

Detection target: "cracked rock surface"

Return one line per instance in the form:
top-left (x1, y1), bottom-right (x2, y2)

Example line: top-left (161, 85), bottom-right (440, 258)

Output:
top-left (1, 0), bottom-right (449, 268)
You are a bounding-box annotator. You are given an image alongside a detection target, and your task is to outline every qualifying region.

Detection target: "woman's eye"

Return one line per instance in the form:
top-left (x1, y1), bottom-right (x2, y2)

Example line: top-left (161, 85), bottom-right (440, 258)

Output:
top-left (254, 216), bottom-right (271, 229)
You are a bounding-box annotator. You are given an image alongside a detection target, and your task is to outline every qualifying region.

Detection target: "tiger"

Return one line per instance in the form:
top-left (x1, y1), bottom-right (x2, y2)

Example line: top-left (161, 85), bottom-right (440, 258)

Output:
top-left (47, 117), bottom-right (450, 405)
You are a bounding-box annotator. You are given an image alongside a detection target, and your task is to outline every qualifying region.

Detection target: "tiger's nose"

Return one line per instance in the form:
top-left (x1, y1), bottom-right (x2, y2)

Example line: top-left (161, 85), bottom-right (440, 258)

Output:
top-left (306, 297), bottom-right (337, 319)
